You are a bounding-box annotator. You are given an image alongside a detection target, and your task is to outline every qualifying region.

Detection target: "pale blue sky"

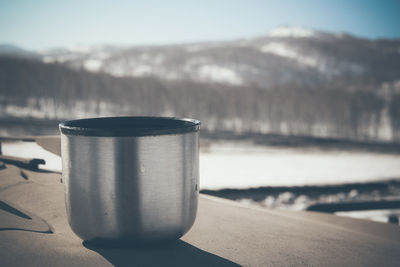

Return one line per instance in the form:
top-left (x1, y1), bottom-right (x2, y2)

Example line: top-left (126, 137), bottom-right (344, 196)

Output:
top-left (1, 0), bottom-right (399, 50)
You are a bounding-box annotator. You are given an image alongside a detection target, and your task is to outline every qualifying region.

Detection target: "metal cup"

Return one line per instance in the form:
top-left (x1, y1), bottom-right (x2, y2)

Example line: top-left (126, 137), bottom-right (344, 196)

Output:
top-left (59, 116), bottom-right (200, 245)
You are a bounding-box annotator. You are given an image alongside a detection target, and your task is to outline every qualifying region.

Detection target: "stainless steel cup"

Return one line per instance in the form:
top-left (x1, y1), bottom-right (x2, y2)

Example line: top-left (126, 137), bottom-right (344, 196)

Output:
top-left (59, 116), bottom-right (200, 245)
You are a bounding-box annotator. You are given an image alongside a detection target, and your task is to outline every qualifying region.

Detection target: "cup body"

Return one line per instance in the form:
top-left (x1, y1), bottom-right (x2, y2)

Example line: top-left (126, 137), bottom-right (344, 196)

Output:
top-left (59, 117), bottom-right (200, 244)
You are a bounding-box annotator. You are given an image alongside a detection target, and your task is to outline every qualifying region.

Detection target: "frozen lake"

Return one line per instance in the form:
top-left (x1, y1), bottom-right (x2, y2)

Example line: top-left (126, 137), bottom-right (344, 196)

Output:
top-left (3, 141), bottom-right (400, 190)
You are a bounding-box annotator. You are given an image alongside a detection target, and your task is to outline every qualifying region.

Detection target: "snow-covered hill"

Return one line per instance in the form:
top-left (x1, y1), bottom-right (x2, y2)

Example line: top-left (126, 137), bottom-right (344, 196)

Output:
top-left (36, 26), bottom-right (400, 89)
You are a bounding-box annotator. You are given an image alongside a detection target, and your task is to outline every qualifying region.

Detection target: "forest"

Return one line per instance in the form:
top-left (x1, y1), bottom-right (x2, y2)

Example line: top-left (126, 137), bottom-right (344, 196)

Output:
top-left (1, 56), bottom-right (399, 142)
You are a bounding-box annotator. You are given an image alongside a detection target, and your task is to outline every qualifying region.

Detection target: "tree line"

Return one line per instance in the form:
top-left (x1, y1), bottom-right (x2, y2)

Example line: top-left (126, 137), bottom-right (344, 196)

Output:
top-left (0, 56), bottom-right (398, 142)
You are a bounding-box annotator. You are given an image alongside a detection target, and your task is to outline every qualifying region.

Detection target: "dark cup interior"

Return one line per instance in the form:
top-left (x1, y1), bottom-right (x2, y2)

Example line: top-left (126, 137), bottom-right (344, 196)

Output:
top-left (59, 116), bottom-right (200, 137)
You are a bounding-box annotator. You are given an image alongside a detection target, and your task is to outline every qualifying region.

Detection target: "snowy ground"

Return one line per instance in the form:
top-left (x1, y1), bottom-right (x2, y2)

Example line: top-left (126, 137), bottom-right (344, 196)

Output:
top-left (336, 209), bottom-right (400, 224)
top-left (3, 140), bottom-right (400, 190)
top-left (2, 141), bottom-right (62, 172)
top-left (200, 141), bottom-right (400, 190)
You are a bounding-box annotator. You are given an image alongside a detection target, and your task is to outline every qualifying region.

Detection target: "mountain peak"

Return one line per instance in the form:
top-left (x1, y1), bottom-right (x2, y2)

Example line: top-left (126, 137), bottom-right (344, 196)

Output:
top-left (268, 26), bottom-right (317, 38)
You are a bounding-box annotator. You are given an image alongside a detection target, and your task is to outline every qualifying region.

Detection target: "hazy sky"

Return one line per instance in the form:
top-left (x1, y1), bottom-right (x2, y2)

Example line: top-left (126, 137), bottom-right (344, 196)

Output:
top-left (1, 0), bottom-right (399, 50)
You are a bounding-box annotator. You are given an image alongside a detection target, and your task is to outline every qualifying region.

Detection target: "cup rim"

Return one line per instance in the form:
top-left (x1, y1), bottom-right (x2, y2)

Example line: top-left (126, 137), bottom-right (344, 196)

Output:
top-left (59, 116), bottom-right (200, 137)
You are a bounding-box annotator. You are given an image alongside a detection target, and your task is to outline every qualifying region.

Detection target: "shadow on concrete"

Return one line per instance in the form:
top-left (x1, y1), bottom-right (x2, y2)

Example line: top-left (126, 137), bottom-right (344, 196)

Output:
top-left (0, 199), bottom-right (53, 234)
top-left (83, 239), bottom-right (240, 267)
top-left (0, 200), bottom-right (32, 220)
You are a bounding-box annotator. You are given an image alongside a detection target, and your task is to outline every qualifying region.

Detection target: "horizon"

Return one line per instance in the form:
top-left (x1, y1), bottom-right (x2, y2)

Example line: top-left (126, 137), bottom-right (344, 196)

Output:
top-left (2, 25), bottom-right (400, 52)
top-left (1, 0), bottom-right (400, 50)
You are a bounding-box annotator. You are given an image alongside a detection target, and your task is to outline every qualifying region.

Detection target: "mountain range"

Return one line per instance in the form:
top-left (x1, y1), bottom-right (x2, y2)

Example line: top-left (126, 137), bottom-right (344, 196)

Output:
top-left (1, 26), bottom-right (400, 142)
top-left (34, 26), bottom-right (400, 89)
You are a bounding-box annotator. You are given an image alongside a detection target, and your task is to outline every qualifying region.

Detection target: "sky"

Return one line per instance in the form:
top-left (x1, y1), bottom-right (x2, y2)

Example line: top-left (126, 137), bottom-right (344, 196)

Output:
top-left (1, 0), bottom-right (400, 50)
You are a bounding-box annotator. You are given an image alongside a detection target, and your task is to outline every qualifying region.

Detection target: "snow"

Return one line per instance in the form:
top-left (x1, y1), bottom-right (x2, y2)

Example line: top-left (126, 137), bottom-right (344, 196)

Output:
top-left (164, 71), bottom-right (180, 80)
top-left (377, 107), bottom-right (393, 141)
top-left (107, 64), bottom-right (126, 77)
top-left (185, 45), bottom-right (203, 52)
top-left (42, 55), bottom-right (76, 64)
top-left (0, 97), bottom-right (123, 120)
top-left (4, 141), bottom-right (400, 191)
top-left (261, 42), bottom-right (317, 67)
top-left (200, 142), bottom-right (400, 190)
top-left (186, 57), bottom-right (210, 66)
top-left (185, 42), bottom-right (223, 52)
top-left (42, 56), bottom-right (56, 63)
top-left (269, 26), bottom-right (316, 38)
top-left (95, 51), bottom-right (111, 60)
top-left (2, 142), bottom-right (61, 172)
top-left (131, 65), bottom-right (153, 76)
top-left (153, 54), bottom-right (165, 65)
top-left (84, 59), bottom-right (103, 72)
top-left (66, 45), bottom-right (92, 53)
top-left (197, 65), bottom-right (243, 85)
top-left (336, 210), bottom-right (400, 224)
